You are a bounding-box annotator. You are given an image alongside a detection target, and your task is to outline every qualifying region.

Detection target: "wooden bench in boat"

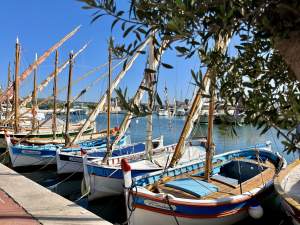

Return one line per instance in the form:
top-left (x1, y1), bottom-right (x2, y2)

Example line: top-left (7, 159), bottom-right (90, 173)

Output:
top-left (151, 158), bottom-right (276, 200)
top-left (164, 178), bottom-right (219, 198)
top-left (211, 174), bottom-right (239, 188)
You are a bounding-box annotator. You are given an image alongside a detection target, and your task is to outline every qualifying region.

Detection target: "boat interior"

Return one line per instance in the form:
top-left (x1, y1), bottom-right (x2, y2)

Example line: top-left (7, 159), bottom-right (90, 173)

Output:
top-left (145, 156), bottom-right (276, 200)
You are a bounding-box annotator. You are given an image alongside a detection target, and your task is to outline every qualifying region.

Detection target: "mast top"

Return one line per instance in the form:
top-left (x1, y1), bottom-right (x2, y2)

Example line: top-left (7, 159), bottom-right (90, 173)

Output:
top-left (35, 53), bottom-right (38, 61)
top-left (16, 37), bottom-right (19, 44)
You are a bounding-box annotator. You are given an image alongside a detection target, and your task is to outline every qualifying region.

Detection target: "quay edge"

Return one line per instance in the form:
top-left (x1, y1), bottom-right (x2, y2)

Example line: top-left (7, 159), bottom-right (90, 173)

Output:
top-left (0, 163), bottom-right (112, 225)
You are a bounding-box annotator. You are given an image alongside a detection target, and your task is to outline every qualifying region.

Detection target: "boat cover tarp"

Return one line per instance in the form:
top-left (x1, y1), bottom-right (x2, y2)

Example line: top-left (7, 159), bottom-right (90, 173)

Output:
top-left (165, 178), bottom-right (218, 197)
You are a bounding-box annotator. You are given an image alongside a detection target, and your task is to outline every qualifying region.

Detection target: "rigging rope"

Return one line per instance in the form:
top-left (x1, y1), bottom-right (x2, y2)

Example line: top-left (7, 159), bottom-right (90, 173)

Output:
top-left (3, 58), bottom-right (127, 125)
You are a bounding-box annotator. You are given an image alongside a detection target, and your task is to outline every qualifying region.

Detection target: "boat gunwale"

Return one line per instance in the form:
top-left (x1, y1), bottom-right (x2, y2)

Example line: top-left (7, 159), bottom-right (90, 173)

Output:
top-left (274, 159), bottom-right (300, 211)
top-left (132, 145), bottom-right (273, 183)
top-left (130, 145), bottom-right (284, 207)
top-left (132, 170), bottom-right (274, 207)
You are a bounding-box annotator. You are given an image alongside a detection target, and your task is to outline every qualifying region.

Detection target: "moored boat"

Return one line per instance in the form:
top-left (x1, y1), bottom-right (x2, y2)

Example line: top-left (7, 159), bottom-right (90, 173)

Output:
top-left (274, 159), bottom-right (300, 225)
top-left (82, 137), bottom-right (206, 201)
top-left (120, 35), bottom-right (287, 225)
top-left (158, 108), bottom-right (169, 116)
top-left (0, 119), bottom-right (95, 149)
top-left (123, 144), bottom-right (286, 225)
top-left (4, 130), bottom-right (114, 168)
top-left (82, 136), bottom-right (165, 200)
top-left (56, 135), bottom-right (130, 174)
top-left (176, 107), bottom-right (186, 116)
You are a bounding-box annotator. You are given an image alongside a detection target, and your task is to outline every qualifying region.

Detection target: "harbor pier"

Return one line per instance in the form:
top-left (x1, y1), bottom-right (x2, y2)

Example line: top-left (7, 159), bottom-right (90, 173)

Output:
top-left (0, 163), bottom-right (111, 225)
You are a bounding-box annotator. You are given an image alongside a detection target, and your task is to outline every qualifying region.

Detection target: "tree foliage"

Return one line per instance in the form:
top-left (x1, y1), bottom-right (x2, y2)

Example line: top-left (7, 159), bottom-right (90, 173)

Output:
top-left (78, 0), bottom-right (300, 153)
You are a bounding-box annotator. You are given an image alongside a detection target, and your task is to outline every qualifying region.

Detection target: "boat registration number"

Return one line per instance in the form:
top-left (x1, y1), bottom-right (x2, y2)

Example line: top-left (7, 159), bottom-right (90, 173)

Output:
top-left (21, 150), bottom-right (41, 155)
top-left (144, 200), bottom-right (176, 210)
top-left (68, 156), bottom-right (82, 163)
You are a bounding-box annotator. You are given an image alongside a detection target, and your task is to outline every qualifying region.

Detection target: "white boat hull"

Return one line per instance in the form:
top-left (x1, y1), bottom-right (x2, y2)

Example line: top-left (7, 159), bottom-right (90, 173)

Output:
top-left (87, 174), bottom-right (123, 200)
top-left (5, 134), bottom-right (57, 168)
top-left (56, 154), bottom-right (83, 174)
top-left (83, 140), bottom-right (206, 201)
top-left (56, 136), bottom-right (131, 174)
top-left (9, 153), bottom-right (55, 168)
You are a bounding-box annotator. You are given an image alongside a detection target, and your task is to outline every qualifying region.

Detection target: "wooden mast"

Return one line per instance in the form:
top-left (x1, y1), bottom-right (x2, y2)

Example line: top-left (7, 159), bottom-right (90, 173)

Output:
top-left (32, 53), bottom-right (38, 130)
top-left (168, 74), bottom-right (211, 167)
top-left (6, 63), bottom-right (11, 120)
top-left (204, 82), bottom-right (215, 181)
top-left (146, 36), bottom-right (155, 159)
top-left (70, 37), bottom-right (151, 146)
top-left (168, 35), bottom-right (230, 168)
top-left (14, 37), bottom-right (21, 133)
top-left (53, 50), bottom-right (58, 139)
top-left (111, 40), bottom-right (169, 148)
top-left (0, 26), bottom-right (81, 104)
top-left (2, 44), bottom-right (88, 125)
top-left (0, 87), bottom-right (2, 113)
top-left (65, 51), bottom-right (74, 146)
top-left (164, 82), bottom-right (171, 117)
top-left (106, 42), bottom-right (112, 158)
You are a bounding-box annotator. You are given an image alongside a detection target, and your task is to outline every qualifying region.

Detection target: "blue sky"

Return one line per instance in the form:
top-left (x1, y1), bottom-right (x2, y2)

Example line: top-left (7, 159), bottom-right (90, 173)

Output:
top-left (0, 0), bottom-right (238, 103)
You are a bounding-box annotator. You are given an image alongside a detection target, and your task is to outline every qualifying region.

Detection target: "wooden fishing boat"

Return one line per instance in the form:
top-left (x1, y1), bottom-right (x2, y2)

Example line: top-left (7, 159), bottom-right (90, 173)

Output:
top-left (123, 144), bottom-right (286, 225)
top-left (80, 35), bottom-right (177, 200)
top-left (0, 119), bottom-right (95, 149)
top-left (56, 40), bottom-right (151, 174)
top-left (0, 29), bottom-right (88, 150)
top-left (10, 128), bottom-right (107, 146)
top-left (120, 35), bottom-right (286, 225)
top-left (274, 159), bottom-right (300, 225)
top-left (81, 137), bottom-right (208, 200)
top-left (56, 134), bottom-right (131, 174)
top-left (4, 130), bottom-right (114, 168)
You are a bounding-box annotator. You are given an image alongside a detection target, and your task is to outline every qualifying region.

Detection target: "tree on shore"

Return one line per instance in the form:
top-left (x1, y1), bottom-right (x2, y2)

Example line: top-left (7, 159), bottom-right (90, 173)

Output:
top-left (78, 0), bottom-right (300, 153)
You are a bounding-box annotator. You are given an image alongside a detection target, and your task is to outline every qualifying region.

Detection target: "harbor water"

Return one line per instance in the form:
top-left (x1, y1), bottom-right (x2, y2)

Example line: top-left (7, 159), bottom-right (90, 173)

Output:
top-left (19, 113), bottom-right (296, 225)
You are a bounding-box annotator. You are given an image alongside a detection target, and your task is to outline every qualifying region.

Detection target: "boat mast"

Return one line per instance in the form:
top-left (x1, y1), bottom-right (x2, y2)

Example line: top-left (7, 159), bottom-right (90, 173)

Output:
top-left (106, 42), bottom-right (112, 157)
top-left (65, 51), bottom-right (74, 146)
top-left (0, 87), bottom-right (2, 113)
top-left (111, 40), bottom-right (169, 148)
top-left (169, 35), bottom-right (230, 168)
top-left (204, 82), bottom-right (215, 182)
top-left (173, 98), bottom-right (176, 117)
top-left (14, 37), bottom-right (21, 133)
top-left (146, 36), bottom-right (155, 159)
top-left (53, 50), bottom-right (58, 139)
top-left (164, 82), bottom-right (171, 117)
top-left (168, 74), bottom-right (210, 167)
top-left (0, 26), bottom-right (81, 104)
top-left (70, 37), bottom-right (151, 146)
top-left (6, 63), bottom-right (11, 120)
top-left (2, 44), bottom-right (88, 126)
top-left (32, 53), bottom-right (38, 130)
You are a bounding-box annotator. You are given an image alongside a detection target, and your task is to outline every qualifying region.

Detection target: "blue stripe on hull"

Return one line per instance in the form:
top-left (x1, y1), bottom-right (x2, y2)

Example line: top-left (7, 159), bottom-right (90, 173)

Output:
top-left (12, 146), bottom-right (57, 157)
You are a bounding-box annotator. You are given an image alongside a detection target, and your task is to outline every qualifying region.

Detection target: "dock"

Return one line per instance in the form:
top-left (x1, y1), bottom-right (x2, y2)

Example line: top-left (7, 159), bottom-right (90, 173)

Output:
top-left (0, 163), bottom-right (111, 225)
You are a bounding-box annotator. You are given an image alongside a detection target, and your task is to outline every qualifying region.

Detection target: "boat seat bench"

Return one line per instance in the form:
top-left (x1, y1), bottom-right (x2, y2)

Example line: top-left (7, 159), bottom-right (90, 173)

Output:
top-left (211, 174), bottom-right (239, 188)
top-left (165, 178), bottom-right (219, 198)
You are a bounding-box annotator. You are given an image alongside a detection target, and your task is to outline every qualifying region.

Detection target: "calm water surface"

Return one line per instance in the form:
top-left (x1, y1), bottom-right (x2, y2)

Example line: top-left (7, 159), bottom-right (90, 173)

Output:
top-left (20, 114), bottom-right (296, 225)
